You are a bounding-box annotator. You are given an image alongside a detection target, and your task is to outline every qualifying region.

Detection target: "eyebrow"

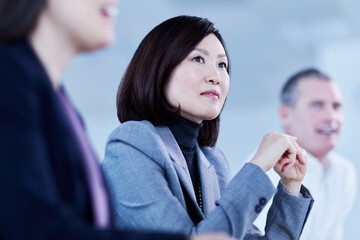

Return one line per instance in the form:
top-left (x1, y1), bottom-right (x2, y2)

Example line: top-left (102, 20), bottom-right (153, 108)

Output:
top-left (194, 48), bottom-right (227, 59)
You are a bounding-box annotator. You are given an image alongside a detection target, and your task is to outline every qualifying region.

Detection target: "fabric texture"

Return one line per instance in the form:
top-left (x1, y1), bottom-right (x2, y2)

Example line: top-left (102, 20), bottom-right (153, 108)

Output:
top-left (0, 40), bottom-right (185, 240)
top-left (57, 87), bottom-right (110, 228)
top-left (169, 116), bottom-right (203, 212)
top-left (102, 120), bottom-right (314, 239)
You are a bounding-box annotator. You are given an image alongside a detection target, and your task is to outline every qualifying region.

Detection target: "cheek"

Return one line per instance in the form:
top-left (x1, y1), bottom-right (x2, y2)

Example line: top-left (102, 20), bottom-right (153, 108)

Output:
top-left (225, 80), bottom-right (230, 94)
top-left (72, 9), bottom-right (114, 49)
top-left (83, 19), bottom-right (113, 45)
top-left (166, 69), bottom-right (197, 101)
top-left (299, 116), bottom-right (315, 129)
top-left (164, 81), bottom-right (181, 108)
top-left (221, 78), bottom-right (230, 100)
top-left (163, 84), bottom-right (173, 106)
top-left (289, 115), bottom-right (309, 131)
top-left (337, 113), bottom-right (344, 123)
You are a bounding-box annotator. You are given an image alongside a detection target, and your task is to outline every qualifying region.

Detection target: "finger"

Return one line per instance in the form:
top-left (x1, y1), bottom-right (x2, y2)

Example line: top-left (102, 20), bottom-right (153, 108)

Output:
top-left (285, 139), bottom-right (297, 164)
top-left (281, 140), bottom-right (297, 172)
top-left (279, 157), bottom-right (295, 173)
top-left (281, 163), bottom-right (288, 173)
top-left (298, 148), bottom-right (307, 165)
top-left (281, 133), bottom-right (297, 140)
top-left (291, 141), bottom-right (307, 165)
top-left (278, 156), bottom-right (292, 165)
top-left (281, 161), bottom-right (293, 173)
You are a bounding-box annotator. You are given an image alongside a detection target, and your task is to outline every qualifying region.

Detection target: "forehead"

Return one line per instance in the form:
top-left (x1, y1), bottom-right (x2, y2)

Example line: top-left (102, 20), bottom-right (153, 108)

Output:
top-left (296, 77), bottom-right (343, 102)
top-left (195, 34), bottom-right (226, 56)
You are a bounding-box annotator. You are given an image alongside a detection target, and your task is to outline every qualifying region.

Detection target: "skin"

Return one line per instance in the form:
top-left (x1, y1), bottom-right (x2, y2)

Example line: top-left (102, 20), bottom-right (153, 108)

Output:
top-left (165, 34), bottom-right (306, 196)
top-left (30, 0), bottom-right (117, 87)
top-left (165, 33), bottom-right (230, 123)
top-left (250, 132), bottom-right (307, 196)
top-left (279, 78), bottom-right (343, 163)
top-left (29, 2), bottom-right (236, 239)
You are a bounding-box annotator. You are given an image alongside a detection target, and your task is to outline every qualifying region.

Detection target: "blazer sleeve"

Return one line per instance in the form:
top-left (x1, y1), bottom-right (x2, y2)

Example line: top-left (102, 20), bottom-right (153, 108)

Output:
top-left (205, 147), bottom-right (314, 240)
top-left (0, 52), bottom-right (185, 240)
top-left (102, 121), bottom-right (313, 239)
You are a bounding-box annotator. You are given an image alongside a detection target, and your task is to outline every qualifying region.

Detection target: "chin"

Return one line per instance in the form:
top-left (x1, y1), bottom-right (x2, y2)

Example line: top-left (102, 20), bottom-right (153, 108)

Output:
top-left (79, 34), bottom-right (115, 52)
top-left (202, 109), bottom-right (221, 120)
top-left (102, 33), bottom-right (116, 46)
top-left (96, 35), bottom-right (115, 49)
top-left (327, 138), bottom-right (339, 149)
top-left (320, 143), bottom-right (337, 154)
top-left (202, 114), bottom-right (220, 121)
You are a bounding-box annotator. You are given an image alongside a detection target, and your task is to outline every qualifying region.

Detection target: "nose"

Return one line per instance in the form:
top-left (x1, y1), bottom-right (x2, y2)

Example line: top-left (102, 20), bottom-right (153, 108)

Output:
top-left (322, 104), bottom-right (343, 123)
top-left (322, 106), bottom-right (335, 120)
top-left (208, 78), bottom-right (220, 85)
top-left (206, 65), bottom-right (221, 85)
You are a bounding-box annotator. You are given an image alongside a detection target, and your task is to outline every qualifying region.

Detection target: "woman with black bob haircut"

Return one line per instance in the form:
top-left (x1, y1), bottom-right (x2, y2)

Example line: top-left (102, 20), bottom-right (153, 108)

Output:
top-left (116, 15), bottom-right (227, 147)
top-left (102, 15), bottom-right (313, 239)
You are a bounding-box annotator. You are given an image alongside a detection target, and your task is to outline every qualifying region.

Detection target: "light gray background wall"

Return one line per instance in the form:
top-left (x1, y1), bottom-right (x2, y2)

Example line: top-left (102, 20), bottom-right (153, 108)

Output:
top-left (63, 1), bottom-right (360, 239)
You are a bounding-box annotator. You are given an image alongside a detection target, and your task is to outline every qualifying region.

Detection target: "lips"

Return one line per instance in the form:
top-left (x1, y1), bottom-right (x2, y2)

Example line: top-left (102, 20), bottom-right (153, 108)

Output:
top-left (316, 121), bottom-right (340, 136)
top-left (316, 128), bottom-right (338, 135)
top-left (201, 90), bottom-right (220, 99)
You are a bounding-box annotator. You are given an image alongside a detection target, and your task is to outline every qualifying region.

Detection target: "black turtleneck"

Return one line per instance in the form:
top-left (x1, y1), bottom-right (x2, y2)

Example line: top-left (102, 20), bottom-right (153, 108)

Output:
top-left (169, 117), bottom-right (203, 213)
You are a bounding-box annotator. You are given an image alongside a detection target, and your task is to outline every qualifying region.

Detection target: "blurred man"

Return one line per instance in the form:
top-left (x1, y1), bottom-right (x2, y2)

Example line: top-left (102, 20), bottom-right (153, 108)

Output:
top-left (254, 68), bottom-right (357, 240)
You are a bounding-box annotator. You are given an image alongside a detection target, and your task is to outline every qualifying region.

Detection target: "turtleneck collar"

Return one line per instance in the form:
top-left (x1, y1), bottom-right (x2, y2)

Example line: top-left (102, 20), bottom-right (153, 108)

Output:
top-left (169, 117), bottom-right (204, 214)
top-left (169, 116), bottom-right (203, 149)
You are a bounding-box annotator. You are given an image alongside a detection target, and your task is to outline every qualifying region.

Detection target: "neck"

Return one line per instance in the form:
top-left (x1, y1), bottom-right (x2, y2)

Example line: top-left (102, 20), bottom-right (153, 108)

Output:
top-left (170, 116), bottom-right (203, 149)
top-left (29, 14), bottom-right (77, 89)
top-left (312, 152), bottom-right (328, 164)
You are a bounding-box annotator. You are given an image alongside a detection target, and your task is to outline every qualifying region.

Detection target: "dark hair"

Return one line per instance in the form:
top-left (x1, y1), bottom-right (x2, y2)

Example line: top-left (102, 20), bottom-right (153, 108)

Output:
top-left (117, 15), bottom-right (230, 147)
top-left (0, 0), bottom-right (47, 43)
top-left (281, 68), bottom-right (331, 106)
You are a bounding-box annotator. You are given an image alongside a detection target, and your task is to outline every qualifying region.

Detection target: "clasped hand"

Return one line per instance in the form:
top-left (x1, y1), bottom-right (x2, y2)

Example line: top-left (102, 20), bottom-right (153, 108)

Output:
top-left (250, 131), bottom-right (307, 196)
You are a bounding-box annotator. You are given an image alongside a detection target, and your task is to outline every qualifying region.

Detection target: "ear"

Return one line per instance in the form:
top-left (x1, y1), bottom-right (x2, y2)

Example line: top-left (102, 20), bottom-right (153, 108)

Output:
top-left (278, 104), bottom-right (291, 127)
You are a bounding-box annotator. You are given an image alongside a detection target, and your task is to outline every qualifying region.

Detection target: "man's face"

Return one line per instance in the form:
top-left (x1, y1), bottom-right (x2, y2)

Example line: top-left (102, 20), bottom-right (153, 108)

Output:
top-left (280, 77), bottom-right (344, 159)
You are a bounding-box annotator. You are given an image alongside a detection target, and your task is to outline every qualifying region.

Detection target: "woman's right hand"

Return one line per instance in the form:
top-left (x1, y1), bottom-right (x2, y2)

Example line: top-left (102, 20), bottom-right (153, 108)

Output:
top-left (250, 131), bottom-right (306, 173)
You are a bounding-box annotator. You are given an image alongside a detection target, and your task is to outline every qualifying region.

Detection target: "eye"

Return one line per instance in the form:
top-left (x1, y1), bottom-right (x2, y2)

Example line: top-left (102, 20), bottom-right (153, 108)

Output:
top-left (333, 103), bottom-right (341, 110)
top-left (311, 101), bottom-right (323, 109)
top-left (218, 62), bottom-right (227, 68)
top-left (192, 56), bottom-right (204, 63)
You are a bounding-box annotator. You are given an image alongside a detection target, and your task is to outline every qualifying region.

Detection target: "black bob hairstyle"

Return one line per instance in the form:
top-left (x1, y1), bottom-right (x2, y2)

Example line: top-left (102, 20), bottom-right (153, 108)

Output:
top-left (117, 15), bottom-right (230, 147)
top-left (0, 0), bottom-right (47, 43)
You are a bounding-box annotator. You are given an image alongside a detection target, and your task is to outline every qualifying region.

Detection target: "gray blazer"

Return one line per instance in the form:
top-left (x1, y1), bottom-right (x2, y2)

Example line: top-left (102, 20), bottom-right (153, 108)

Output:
top-left (102, 120), bottom-right (313, 239)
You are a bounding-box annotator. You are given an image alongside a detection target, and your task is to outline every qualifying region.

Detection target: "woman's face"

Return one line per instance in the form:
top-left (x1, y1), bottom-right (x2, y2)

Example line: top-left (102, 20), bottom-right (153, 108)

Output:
top-left (44, 0), bottom-right (118, 51)
top-left (165, 33), bottom-right (230, 123)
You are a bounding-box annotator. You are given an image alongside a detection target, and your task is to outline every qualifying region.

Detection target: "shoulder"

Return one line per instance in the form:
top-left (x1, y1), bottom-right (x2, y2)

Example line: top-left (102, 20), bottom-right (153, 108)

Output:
top-left (105, 120), bottom-right (167, 160)
top-left (0, 41), bottom-right (52, 128)
top-left (108, 120), bottom-right (159, 143)
top-left (0, 41), bottom-right (30, 90)
top-left (328, 152), bottom-right (357, 187)
top-left (0, 40), bottom-right (51, 99)
top-left (329, 152), bottom-right (356, 175)
top-left (0, 41), bottom-right (46, 84)
top-left (329, 152), bottom-right (358, 208)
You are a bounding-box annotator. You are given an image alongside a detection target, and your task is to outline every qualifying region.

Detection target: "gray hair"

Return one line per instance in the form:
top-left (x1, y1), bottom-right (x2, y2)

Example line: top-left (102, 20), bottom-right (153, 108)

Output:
top-left (281, 68), bottom-right (331, 106)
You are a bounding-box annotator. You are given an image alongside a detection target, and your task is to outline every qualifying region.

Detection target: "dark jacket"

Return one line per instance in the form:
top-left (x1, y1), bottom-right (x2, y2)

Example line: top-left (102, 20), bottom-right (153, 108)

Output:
top-left (0, 40), bottom-right (185, 240)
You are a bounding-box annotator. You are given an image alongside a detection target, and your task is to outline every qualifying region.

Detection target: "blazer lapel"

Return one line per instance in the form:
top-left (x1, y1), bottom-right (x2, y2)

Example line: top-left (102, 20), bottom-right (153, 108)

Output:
top-left (196, 144), bottom-right (221, 216)
top-left (155, 126), bottom-right (203, 217)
